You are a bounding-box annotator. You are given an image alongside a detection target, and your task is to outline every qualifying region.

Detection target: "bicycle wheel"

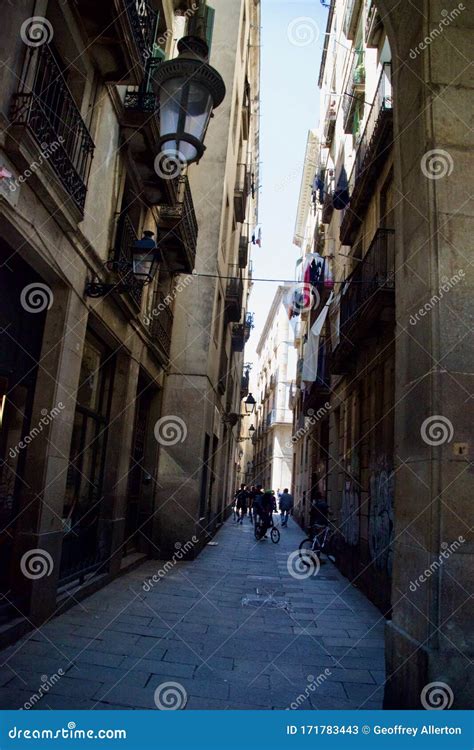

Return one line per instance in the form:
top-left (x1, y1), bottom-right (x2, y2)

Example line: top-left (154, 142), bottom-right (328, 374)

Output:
top-left (270, 527), bottom-right (280, 544)
top-left (299, 538), bottom-right (320, 566)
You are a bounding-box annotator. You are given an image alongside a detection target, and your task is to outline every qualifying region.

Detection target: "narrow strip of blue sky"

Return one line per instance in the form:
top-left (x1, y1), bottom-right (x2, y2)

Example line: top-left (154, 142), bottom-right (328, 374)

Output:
top-left (246, 0), bottom-right (328, 369)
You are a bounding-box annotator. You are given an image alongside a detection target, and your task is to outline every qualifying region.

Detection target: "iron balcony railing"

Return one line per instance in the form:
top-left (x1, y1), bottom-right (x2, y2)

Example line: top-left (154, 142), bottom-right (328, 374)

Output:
top-left (113, 214), bottom-right (143, 307)
top-left (125, 0), bottom-right (159, 68)
top-left (353, 63), bottom-right (392, 184)
top-left (225, 265), bottom-right (244, 322)
top-left (341, 64), bottom-right (393, 243)
top-left (339, 228), bottom-right (395, 331)
top-left (151, 292), bottom-right (174, 359)
top-left (124, 58), bottom-right (161, 113)
top-left (10, 44), bottom-right (95, 212)
top-left (234, 163), bottom-right (250, 223)
top-left (342, 48), bottom-right (365, 134)
top-left (238, 235), bottom-right (249, 268)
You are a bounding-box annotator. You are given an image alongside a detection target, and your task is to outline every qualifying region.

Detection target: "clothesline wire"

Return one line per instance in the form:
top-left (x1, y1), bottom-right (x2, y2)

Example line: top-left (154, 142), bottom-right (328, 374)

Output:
top-left (193, 273), bottom-right (372, 284)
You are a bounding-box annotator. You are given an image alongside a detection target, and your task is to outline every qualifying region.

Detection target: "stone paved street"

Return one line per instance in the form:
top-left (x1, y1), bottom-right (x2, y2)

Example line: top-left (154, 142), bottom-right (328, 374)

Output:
top-left (0, 517), bottom-right (385, 710)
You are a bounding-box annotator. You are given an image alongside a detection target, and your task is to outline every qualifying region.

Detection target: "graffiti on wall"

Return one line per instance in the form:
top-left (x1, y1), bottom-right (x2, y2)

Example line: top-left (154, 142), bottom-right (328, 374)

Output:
top-left (369, 462), bottom-right (394, 575)
top-left (341, 478), bottom-right (360, 546)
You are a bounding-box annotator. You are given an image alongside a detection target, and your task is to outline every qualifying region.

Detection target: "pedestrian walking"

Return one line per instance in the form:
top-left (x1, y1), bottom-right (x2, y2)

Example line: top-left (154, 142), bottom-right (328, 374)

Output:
top-left (235, 483), bottom-right (249, 524)
top-left (279, 488), bottom-right (294, 526)
top-left (248, 485), bottom-right (256, 521)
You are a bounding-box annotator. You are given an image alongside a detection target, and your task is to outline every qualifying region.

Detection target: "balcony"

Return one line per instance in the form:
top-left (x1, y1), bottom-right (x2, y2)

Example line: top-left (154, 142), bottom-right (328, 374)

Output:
top-left (366, 1), bottom-right (383, 47)
top-left (267, 408), bottom-right (293, 428)
top-left (332, 228), bottom-right (395, 373)
top-left (323, 100), bottom-right (337, 146)
top-left (111, 215), bottom-right (144, 308)
top-left (150, 292), bottom-right (173, 361)
top-left (340, 64), bottom-right (393, 245)
top-left (244, 312), bottom-right (254, 341)
top-left (218, 345), bottom-right (229, 396)
top-left (73, 0), bottom-right (158, 83)
top-left (342, 49), bottom-right (365, 134)
top-left (240, 373), bottom-right (250, 398)
top-left (231, 324), bottom-right (246, 352)
top-left (124, 0), bottom-right (159, 67)
top-left (234, 163), bottom-right (250, 223)
top-left (224, 266), bottom-right (244, 323)
top-left (8, 45), bottom-right (95, 218)
top-left (238, 235), bottom-right (249, 268)
top-left (158, 175), bottom-right (199, 274)
top-left (302, 340), bottom-right (331, 415)
top-left (321, 169), bottom-right (335, 224)
top-left (343, 0), bottom-right (363, 40)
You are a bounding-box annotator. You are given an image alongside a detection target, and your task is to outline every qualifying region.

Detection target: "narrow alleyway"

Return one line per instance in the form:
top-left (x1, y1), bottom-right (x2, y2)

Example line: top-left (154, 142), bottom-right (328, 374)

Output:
top-left (0, 518), bottom-right (385, 710)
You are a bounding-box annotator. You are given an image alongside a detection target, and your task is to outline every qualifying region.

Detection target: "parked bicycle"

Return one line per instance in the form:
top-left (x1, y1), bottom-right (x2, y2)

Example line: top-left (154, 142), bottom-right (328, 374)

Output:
top-left (298, 521), bottom-right (339, 565)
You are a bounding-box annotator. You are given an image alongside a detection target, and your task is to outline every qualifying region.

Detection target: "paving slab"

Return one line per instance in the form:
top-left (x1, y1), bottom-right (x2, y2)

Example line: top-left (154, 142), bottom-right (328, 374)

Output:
top-left (0, 516), bottom-right (385, 709)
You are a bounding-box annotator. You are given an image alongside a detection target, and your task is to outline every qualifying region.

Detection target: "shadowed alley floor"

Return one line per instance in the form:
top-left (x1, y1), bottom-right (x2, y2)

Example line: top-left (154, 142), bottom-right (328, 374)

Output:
top-left (0, 516), bottom-right (385, 709)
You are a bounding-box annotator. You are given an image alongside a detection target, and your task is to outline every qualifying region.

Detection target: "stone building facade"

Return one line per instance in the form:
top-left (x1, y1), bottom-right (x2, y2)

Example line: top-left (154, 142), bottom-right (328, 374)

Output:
top-left (0, 0), bottom-right (258, 643)
top-left (289, 0), bottom-right (473, 708)
top-left (251, 287), bottom-right (295, 492)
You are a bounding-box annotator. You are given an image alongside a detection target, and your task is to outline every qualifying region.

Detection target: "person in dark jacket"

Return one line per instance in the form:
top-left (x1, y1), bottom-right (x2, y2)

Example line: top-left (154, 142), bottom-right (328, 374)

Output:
top-left (235, 484), bottom-right (249, 524)
top-left (279, 488), bottom-right (294, 526)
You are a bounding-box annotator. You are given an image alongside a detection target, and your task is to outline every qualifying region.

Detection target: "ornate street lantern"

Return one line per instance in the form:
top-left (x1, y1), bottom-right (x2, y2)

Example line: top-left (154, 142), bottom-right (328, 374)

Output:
top-left (153, 36), bottom-right (226, 165)
top-left (85, 231), bottom-right (161, 298)
top-left (131, 231), bottom-right (161, 284)
top-left (244, 393), bottom-right (256, 415)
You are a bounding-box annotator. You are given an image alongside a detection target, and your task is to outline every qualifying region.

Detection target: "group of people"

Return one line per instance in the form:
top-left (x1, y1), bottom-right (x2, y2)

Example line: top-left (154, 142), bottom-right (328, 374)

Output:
top-left (233, 484), bottom-right (294, 531)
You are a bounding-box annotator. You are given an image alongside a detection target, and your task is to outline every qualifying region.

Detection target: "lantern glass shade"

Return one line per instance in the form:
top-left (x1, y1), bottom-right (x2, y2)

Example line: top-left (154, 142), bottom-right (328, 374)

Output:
top-left (159, 78), bottom-right (213, 164)
top-left (131, 232), bottom-right (160, 284)
top-left (244, 393), bottom-right (256, 415)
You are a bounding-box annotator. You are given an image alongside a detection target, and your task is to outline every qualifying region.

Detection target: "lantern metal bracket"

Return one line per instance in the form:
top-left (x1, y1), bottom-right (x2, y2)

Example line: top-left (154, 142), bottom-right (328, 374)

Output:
top-left (84, 261), bottom-right (150, 299)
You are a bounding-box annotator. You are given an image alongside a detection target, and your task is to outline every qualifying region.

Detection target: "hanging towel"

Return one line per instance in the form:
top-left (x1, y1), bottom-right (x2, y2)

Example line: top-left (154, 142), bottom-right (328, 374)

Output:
top-left (301, 293), bottom-right (334, 382)
top-left (333, 166), bottom-right (350, 210)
